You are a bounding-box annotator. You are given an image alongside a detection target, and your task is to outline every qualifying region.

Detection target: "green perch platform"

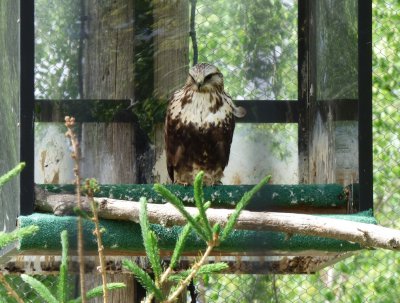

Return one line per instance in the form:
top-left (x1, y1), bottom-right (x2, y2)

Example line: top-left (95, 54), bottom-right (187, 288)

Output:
top-left (37, 183), bottom-right (356, 212)
top-left (19, 211), bottom-right (376, 255)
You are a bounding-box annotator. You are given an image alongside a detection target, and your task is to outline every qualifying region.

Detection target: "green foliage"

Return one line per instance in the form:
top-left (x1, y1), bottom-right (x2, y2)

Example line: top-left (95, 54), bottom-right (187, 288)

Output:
top-left (193, 0), bottom-right (297, 100)
top-left (20, 274), bottom-right (58, 303)
top-left (0, 226), bottom-right (39, 249)
top-left (220, 174), bottom-right (271, 242)
top-left (372, 0), bottom-right (400, 228)
top-left (169, 263), bottom-right (229, 283)
top-left (139, 197), bottom-right (163, 281)
top-left (155, 172), bottom-right (270, 245)
top-left (18, 231), bottom-right (125, 303)
top-left (127, 172), bottom-right (268, 300)
top-left (34, 0), bottom-right (80, 99)
top-left (193, 171), bottom-right (213, 239)
top-left (0, 163), bottom-right (25, 188)
top-left (170, 223), bottom-right (192, 269)
top-left (72, 207), bottom-right (91, 221)
top-left (199, 1), bottom-right (400, 302)
top-left (131, 98), bottom-right (168, 139)
top-left (153, 184), bottom-right (209, 241)
top-left (69, 283), bottom-right (126, 303)
top-left (82, 178), bottom-right (100, 195)
top-left (122, 259), bottom-right (164, 301)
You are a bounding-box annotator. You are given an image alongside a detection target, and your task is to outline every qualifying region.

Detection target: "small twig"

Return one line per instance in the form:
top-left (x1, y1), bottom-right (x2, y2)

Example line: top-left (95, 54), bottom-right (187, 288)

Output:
top-left (0, 273), bottom-right (25, 303)
top-left (159, 267), bottom-right (173, 285)
top-left (166, 243), bottom-right (215, 303)
top-left (65, 116), bottom-right (86, 303)
top-left (86, 179), bottom-right (109, 303)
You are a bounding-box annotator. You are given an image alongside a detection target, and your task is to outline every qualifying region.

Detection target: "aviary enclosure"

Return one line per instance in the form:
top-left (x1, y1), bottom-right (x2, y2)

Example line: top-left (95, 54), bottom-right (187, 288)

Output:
top-left (0, 0), bottom-right (375, 302)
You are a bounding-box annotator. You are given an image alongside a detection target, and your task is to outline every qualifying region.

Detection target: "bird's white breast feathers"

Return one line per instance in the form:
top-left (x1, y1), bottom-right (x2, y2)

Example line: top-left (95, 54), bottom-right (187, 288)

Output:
top-left (169, 90), bottom-right (232, 127)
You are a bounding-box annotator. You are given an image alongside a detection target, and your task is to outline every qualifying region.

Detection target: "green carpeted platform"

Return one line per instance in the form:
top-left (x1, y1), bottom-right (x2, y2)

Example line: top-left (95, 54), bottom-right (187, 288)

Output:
top-left (37, 183), bottom-right (353, 211)
top-left (18, 210), bottom-right (376, 254)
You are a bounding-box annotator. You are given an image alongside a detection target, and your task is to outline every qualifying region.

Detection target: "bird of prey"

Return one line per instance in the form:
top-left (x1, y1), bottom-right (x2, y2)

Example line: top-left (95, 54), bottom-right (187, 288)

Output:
top-left (165, 63), bottom-right (246, 185)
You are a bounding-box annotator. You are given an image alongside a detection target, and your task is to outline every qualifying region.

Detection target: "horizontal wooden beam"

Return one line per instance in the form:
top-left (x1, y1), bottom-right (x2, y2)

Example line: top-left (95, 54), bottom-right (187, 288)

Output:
top-left (34, 99), bottom-right (358, 123)
top-left (2, 254), bottom-right (352, 275)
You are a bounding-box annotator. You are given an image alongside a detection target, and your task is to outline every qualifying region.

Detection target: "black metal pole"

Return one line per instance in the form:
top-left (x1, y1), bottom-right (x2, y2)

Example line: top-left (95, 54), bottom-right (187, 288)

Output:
top-left (20, 0), bottom-right (35, 215)
top-left (358, 0), bottom-right (373, 211)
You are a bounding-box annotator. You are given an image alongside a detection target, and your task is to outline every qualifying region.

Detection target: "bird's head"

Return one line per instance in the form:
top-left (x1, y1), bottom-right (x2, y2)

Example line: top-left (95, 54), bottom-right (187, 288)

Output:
top-left (186, 63), bottom-right (224, 93)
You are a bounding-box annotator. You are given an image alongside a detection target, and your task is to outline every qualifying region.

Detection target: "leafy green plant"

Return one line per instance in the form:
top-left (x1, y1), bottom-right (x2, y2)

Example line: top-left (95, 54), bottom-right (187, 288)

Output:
top-left (0, 226), bottom-right (39, 249)
top-left (0, 162), bottom-right (38, 303)
top-left (123, 171), bottom-right (271, 302)
top-left (20, 230), bottom-right (125, 303)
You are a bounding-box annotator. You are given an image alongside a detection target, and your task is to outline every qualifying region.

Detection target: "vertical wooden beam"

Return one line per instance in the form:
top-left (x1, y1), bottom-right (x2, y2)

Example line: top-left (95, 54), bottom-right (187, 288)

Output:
top-left (80, 1), bottom-right (137, 301)
top-left (297, 0), bottom-right (310, 184)
top-left (152, 0), bottom-right (189, 183)
top-left (81, 0), bottom-right (137, 184)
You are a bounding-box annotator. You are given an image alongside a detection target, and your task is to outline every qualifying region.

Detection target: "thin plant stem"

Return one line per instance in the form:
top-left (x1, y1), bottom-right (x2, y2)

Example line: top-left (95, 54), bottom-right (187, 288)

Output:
top-left (65, 116), bottom-right (86, 302)
top-left (165, 243), bottom-right (215, 303)
top-left (86, 181), bottom-right (109, 303)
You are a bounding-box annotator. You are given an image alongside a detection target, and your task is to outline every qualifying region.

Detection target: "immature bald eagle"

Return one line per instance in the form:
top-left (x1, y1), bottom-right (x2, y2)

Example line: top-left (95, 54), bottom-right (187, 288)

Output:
top-left (165, 63), bottom-right (246, 185)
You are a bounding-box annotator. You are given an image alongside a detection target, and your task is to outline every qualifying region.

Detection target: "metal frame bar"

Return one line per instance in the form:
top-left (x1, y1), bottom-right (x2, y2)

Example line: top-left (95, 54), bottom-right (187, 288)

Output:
top-left (20, 0), bottom-right (35, 215)
top-left (358, 0), bottom-right (373, 210)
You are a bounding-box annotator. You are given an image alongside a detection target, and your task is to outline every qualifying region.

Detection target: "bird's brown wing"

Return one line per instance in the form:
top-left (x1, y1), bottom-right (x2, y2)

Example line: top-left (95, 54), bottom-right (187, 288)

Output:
top-left (211, 115), bottom-right (235, 170)
top-left (165, 98), bottom-right (189, 183)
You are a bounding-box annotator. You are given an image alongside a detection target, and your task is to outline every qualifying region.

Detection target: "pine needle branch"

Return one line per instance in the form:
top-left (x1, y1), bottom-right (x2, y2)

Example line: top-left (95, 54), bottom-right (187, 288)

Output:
top-left (193, 171), bottom-right (213, 239)
top-left (0, 162), bottom-right (25, 187)
top-left (170, 223), bottom-right (192, 270)
top-left (0, 225), bottom-right (39, 248)
top-left (165, 244), bottom-right (215, 303)
top-left (122, 259), bottom-right (164, 301)
top-left (139, 197), bottom-right (163, 282)
top-left (169, 201), bottom-right (211, 271)
top-left (21, 274), bottom-right (58, 303)
top-left (168, 262), bottom-right (228, 282)
top-left (220, 175), bottom-right (271, 242)
top-left (68, 283), bottom-right (126, 303)
top-left (153, 184), bottom-right (208, 241)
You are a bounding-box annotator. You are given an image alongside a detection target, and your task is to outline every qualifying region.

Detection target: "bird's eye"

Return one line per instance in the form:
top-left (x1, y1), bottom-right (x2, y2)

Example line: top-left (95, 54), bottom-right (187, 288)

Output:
top-left (204, 74), bottom-right (214, 82)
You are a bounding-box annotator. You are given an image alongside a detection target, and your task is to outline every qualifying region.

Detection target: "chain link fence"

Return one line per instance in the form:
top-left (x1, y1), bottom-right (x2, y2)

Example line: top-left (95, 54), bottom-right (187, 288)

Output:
top-left (191, 1), bottom-right (400, 302)
top-left (1, 0), bottom-right (399, 302)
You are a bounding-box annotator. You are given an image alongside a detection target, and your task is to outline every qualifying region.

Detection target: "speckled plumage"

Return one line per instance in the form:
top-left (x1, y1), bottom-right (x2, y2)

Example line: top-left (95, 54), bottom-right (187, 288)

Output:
top-left (165, 63), bottom-right (246, 185)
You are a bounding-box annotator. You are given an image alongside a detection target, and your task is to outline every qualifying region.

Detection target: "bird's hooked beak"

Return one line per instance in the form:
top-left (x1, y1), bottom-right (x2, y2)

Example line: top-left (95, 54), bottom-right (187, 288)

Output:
top-left (196, 80), bottom-right (204, 89)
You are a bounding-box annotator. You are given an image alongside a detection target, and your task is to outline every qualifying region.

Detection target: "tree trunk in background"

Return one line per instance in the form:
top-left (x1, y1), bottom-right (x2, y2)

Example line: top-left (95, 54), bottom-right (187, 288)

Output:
top-left (81, 0), bottom-right (137, 184)
top-left (152, 0), bottom-right (189, 183)
top-left (81, 1), bottom-right (136, 301)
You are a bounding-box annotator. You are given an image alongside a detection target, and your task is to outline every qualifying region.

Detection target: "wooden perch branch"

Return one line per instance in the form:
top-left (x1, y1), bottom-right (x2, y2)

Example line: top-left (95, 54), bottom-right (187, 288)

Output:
top-left (35, 190), bottom-right (400, 251)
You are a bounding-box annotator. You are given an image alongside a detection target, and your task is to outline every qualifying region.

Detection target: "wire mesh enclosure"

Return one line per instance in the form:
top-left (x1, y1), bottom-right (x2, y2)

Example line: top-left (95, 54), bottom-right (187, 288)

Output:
top-left (2, 0), bottom-right (400, 302)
